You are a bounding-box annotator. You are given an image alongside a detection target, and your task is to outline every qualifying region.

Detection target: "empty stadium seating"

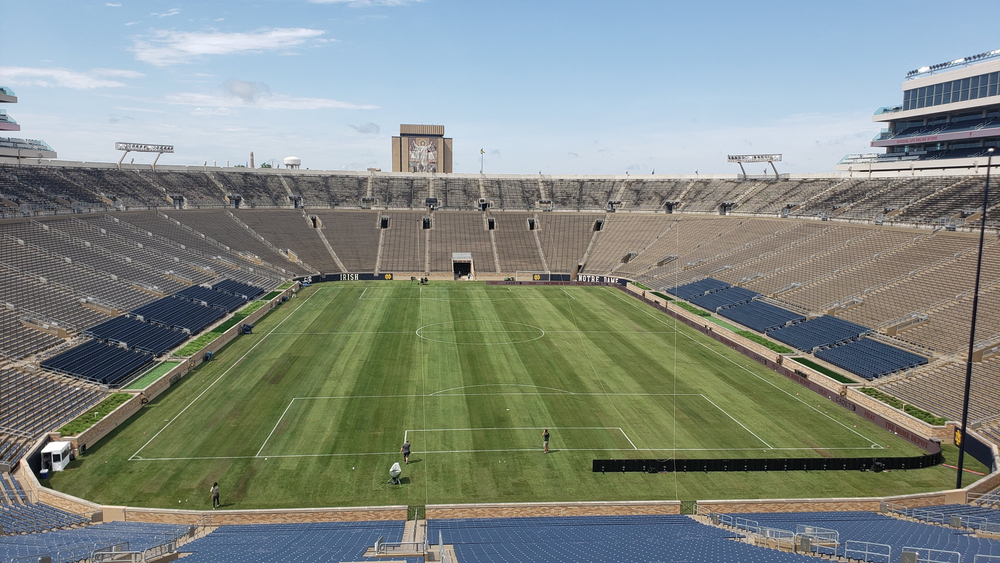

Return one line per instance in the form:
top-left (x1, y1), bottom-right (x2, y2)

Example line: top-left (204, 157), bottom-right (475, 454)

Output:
top-left (720, 510), bottom-right (1000, 563)
top-left (666, 277), bottom-right (731, 300)
top-left (176, 285), bottom-right (247, 312)
top-left (767, 315), bottom-right (871, 352)
top-left (0, 367), bottom-right (103, 465)
top-left (814, 337), bottom-right (928, 380)
top-left (83, 315), bottom-right (187, 357)
top-left (0, 518), bottom-right (189, 563)
top-left (430, 515), bottom-right (818, 563)
top-left (689, 285), bottom-right (760, 311)
top-left (40, 339), bottom-right (155, 386)
top-left (177, 521), bottom-right (408, 563)
top-left (718, 300), bottom-right (806, 333)
top-left (129, 296), bottom-right (226, 334)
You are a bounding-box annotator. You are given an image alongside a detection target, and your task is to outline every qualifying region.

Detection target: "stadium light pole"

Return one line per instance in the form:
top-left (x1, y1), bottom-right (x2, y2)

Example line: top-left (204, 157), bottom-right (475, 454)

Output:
top-left (955, 147), bottom-right (993, 489)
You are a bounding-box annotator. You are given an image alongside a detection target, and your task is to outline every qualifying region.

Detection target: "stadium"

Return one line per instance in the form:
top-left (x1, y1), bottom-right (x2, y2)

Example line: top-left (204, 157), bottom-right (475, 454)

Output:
top-left (2, 8), bottom-right (1000, 562)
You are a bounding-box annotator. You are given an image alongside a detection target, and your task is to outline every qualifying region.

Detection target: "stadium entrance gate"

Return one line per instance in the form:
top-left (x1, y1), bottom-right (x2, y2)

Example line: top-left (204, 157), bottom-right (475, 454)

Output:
top-left (452, 252), bottom-right (473, 279)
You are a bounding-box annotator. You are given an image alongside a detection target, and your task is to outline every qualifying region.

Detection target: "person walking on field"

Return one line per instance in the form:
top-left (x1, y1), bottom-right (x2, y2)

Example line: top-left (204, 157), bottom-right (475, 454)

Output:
top-left (210, 482), bottom-right (220, 509)
top-left (542, 429), bottom-right (550, 453)
top-left (401, 440), bottom-right (411, 465)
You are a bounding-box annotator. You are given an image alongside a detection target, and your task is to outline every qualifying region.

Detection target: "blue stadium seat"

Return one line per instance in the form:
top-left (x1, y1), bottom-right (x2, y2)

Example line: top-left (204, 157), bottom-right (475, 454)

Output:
top-left (718, 300), bottom-right (806, 332)
top-left (40, 340), bottom-right (154, 386)
top-left (767, 315), bottom-right (871, 352)
top-left (815, 337), bottom-right (927, 380)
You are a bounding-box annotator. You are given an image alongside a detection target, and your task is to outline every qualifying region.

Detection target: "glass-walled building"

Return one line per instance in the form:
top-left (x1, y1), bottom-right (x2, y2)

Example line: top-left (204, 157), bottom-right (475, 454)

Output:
top-left (839, 49), bottom-right (1000, 172)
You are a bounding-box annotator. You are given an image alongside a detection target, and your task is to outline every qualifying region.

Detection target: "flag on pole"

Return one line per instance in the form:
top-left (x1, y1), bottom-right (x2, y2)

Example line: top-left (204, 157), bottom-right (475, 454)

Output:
top-left (480, 148), bottom-right (484, 154)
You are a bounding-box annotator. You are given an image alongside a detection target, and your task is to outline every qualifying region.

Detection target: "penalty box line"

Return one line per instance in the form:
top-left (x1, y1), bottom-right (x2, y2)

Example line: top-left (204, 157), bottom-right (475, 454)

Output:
top-left (253, 392), bottom-right (775, 459)
top-left (403, 427), bottom-right (638, 450)
top-left (129, 286), bottom-right (331, 462)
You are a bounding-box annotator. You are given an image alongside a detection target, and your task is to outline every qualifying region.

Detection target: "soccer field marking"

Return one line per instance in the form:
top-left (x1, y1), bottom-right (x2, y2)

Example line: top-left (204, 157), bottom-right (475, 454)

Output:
top-left (128, 286), bottom-right (330, 461)
top-left (415, 320), bottom-right (546, 345)
top-left (699, 395), bottom-right (772, 449)
top-left (359, 286), bottom-right (367, 300)
top-left (563, 286), bottom-right (646, 450)
top-left (256, 397), bottom-right (299, 458)
top-left (603, 287), bottom-right (884, 448)
top-left (404, 426), bottom-right (638, 451)
top-left (269, 330), bottom-right (678, 335)
top-left (561, 287), bottom-right (576, 300)
top-left (429, 383), bottom-right (576, 396)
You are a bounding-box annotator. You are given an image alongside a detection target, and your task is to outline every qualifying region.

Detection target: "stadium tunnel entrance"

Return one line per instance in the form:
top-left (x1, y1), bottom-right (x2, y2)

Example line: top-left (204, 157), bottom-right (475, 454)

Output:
top-left (452, 252), bottom-right (473, 279)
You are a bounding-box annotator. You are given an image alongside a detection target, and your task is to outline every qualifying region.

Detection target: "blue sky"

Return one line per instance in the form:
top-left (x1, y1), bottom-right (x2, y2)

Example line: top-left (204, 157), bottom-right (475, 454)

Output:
top-left (1, 1), bottom-right (994, 174)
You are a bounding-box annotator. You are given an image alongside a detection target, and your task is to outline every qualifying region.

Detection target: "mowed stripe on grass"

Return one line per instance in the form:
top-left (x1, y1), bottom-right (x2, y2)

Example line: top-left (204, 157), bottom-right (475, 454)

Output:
top-left (49, 283), bottom-right (980, 509)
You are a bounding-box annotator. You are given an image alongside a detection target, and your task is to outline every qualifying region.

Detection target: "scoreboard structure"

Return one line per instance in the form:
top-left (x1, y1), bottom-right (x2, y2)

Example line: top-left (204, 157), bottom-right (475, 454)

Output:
top-left (391, 124), bottom-right (453, 173)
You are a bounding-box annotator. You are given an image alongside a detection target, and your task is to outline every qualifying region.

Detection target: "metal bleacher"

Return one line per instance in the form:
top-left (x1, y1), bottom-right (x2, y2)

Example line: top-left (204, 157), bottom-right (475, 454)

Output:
top-left (767, 315), bottom-right (871, 352)
top-left (175, 285), bottom-right (247, 313)
top-left (718, 300), bottom-right (806, 333)
top-left (129, 296), bottom-right (226, 335)
top-left (40, 339), bottom-right (155, 386)
top-left (83, 315), bottom-right (187, 357)
top-left (814, 337), bottom-right (928, 380)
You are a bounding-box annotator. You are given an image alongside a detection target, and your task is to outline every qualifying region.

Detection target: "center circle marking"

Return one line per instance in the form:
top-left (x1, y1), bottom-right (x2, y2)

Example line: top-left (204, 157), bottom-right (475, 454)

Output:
top-left (415, 320), bottom-right (545, 345)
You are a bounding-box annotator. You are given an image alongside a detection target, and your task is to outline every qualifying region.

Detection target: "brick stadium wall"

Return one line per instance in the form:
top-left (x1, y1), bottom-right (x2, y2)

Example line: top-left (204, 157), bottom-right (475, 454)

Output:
top-left (69, 394), bottom-right (144, 454)
top-left (123, 505), bottom-right (407, 525)
top-left (426, 500), bottom-right (681, 519)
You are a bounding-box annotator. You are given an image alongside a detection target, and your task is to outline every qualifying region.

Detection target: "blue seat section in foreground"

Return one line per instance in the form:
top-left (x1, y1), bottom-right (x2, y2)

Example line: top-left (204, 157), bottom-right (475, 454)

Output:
top-left (815, 337), bottom-right (927, 380)
top-left (665, 277), bottom-right (731, 300)
top-left (689, 286), bottom-right (760, 311)
top-left (212, 279), bottom-right (265, 299)
top-left (130, 296), bottom-right (225, 334)
top-left (175, 285), bottom-right (247, 313)
top-left (0, 521), bottom-right (189, 563)
top-left (178, 521), bottom-right (412, 563)
top-left (727, 511), bottom-right (1000, 561)
top-left (40, 339), bottom-right (154, 385)
top-left (767, 315), bottom-right (870, 352)
top-left (0, 501), bottom-right (90, 535)
top-left (719, 300), bottom-right (806, 332)
top-left (84, 315), bottom-right (187, 357)
top-left (430, 515), bottom-right (818, 563)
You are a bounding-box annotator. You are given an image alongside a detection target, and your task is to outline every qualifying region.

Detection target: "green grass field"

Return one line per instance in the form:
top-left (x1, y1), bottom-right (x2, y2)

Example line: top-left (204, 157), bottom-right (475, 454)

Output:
top-left (48, 282), bottom-right (983, 510)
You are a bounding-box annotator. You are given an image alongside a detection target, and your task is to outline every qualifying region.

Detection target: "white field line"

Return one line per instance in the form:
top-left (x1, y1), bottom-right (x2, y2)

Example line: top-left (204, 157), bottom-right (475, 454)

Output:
top-left (619, 428), bottom-right (638, 450)
top-left (269, 330), bottom-right (677, 335)
top-left (359, 286), bottom-right (367, 299)
top-left (699, 395), bottom-right (772, 449)
top-left (287, 392), bottom-right (707, 399)
top-left (131, 445), bottom-right (886, 462)
top-left (561, 287), bottom-right (576, 300)
top-left (604, 287), bottom-right (883, 447)
top-left (129, 287), bottom-right (327, 461)
top-left (256, 398), bottom-right (297, 457)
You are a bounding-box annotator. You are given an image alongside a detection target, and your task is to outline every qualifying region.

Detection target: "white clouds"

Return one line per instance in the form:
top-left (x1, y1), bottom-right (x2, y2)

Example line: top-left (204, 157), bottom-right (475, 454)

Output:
top-left (223, 79), bottom-right (272, 104)
top-left (152, 8), bottom-right (180, 18)
top-left (167, 82), bottom-right (377, 111)
top-left (0, 66), bottom-right (143, 89)
top-left (105, 2), bottom-right (122, 6)
top-left (131, 28), bottom-right (326, 66)
top-left (309, 0), bottom-right (421, 5)
top-left (350, 122), bottom-right (380, 134)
